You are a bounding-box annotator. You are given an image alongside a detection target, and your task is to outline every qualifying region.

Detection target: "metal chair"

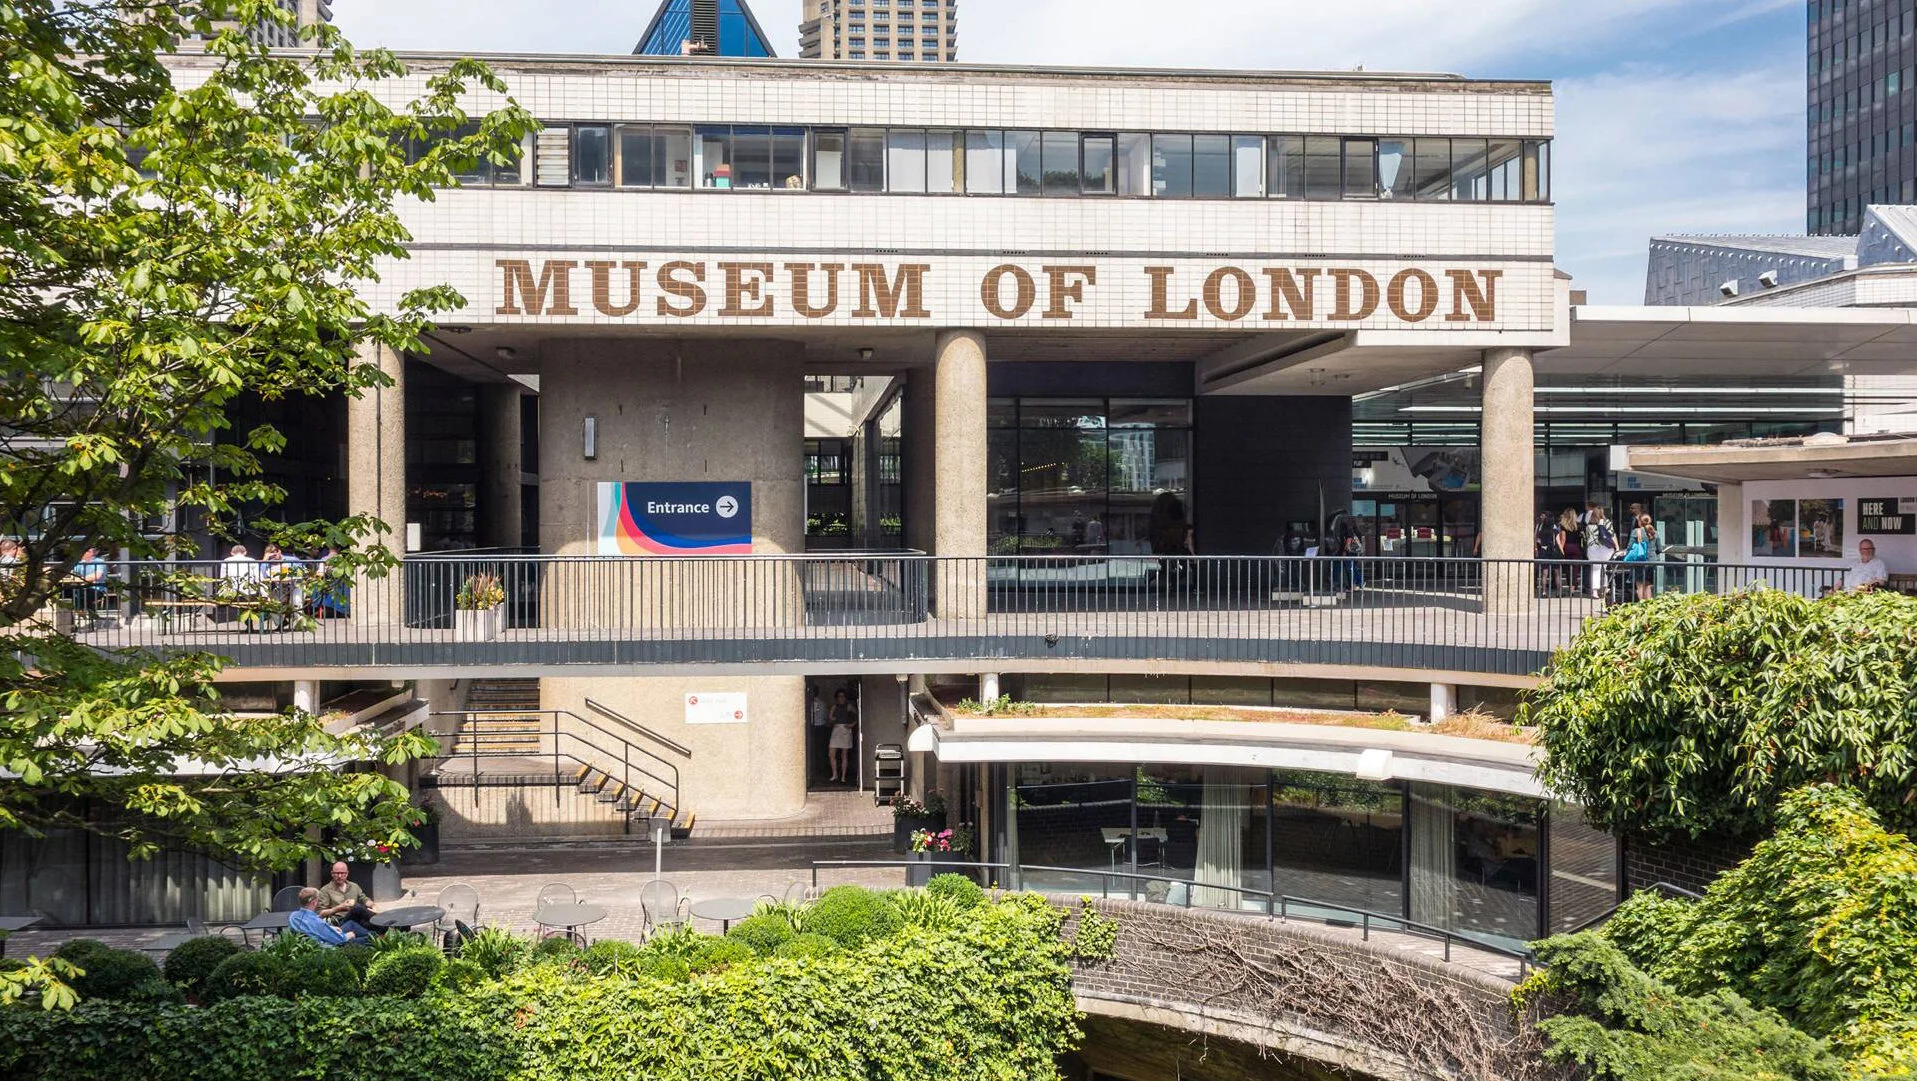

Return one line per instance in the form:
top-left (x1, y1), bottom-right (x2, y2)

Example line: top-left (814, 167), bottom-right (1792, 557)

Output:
top-left (639, 880), bottom-right (688, 937)
top-left (436, 884), bottom-right (480, 950)
top-left (143, 916), bottom-right (208, 955)
top-left (782, 880), bottom-right (809, 905)
top-left (269, 886), bottom-right (305, 912)
top-left (533, 882), bottom-right (577, 940)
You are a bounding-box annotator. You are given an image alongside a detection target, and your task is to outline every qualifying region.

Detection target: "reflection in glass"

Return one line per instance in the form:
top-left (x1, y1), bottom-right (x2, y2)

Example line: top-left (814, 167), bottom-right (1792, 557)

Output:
top-left (732, 126), bottom-right (772, 189)
top-left (1193, 134), bottom-right (1231, 197)
top-left (1343, 138), bottom-right (1377, 197)
top-left (573, 125), bottom-right (612, 186)
top-left (770, 127), bottom-right (806, 189)
top-left (1547, 802), bottom-right (1618, 933)
top-left (1153, 133), bottom-right (1193, 197)
top-left (1303, 136), bottom-right (1342, 198)
top-left (848, 128), bottom-right (886, 191)
top-left (1269, 135), bottom-right (1305, 198)
top-left (1269, 770), bottom-right (1403, 916)
top-left (1083, 134), bottom-right (1116, 194)
top-left (1411, 137), bottom-right (1452, 200)
top-left (1011, 130), bottom-right (1043, 194)
top-left (1042, 130), bottom-right (1080, 195)
top-left (1407, 783), bottom-right (1539, 948)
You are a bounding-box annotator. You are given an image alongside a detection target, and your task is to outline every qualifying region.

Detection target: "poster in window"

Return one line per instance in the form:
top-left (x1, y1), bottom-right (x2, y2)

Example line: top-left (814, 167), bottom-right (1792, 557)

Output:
top-left (1796, 498), bottom-right (1845, 557)
top-left (1750, 499), bottom-right (1797, 557)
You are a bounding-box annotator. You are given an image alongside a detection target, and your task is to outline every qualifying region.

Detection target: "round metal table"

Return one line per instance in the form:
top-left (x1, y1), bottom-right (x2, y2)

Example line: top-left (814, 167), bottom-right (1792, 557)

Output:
top-left (689, 896), bottom-right (758, 933)
top-left (534, 901), bottom-right (607, 945)
top-left (371, 904), bottom-right (446, 931)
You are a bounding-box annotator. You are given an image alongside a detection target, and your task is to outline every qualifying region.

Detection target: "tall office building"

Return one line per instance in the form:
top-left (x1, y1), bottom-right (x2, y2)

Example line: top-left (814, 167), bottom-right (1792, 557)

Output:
top-left (1808, 0), bottom-right (1917, 234)
top-left (635, 0), bottom-right (777, 57)
top-left (800, 0), bottom-right (958, 63)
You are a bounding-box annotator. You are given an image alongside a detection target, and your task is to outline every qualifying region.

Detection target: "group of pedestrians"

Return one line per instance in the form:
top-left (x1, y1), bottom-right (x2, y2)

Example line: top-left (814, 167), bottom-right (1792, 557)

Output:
top-left (1537, 502), bottom-right (1662, 603)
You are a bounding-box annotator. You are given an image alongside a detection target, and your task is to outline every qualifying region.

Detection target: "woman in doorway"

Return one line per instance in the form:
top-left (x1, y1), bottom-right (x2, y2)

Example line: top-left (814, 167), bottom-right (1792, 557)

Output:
top-left (827, 688), bottom-right (858, 784)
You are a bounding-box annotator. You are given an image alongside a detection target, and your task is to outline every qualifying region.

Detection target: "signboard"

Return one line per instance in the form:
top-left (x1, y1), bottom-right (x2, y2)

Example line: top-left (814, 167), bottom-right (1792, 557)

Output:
top-left (598, 482), bottom-right (752, 555)
top-left (685, 692), bottom-right (749, 726)
top-left (1352, 447), bottom-right (1480, 493)
top-left (1860, 497), bottom-right (1917, 535)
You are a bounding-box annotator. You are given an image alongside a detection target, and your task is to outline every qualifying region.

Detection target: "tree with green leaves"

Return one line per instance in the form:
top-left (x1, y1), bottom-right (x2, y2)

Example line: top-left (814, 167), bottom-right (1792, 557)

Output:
top-left (0, 0), bottom-right (534, 892)
top-left (1523, 588), bottom-right (1917, 839)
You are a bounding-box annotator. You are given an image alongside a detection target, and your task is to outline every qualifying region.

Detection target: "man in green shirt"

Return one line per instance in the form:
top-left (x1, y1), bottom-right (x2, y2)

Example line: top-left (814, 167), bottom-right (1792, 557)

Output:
top-left (315, 861), bottom-right (382, 933)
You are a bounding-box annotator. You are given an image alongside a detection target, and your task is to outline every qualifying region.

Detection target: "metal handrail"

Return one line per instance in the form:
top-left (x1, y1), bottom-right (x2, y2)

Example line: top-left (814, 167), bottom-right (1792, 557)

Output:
top-left (428, 707), bottom-right (681, 817)
top-left (807, 858), bottom-right (1534, 972)
top-left (585, 698), bottom-right (692, 759)
top-left (1559, 880), bottom-right (1703, 936)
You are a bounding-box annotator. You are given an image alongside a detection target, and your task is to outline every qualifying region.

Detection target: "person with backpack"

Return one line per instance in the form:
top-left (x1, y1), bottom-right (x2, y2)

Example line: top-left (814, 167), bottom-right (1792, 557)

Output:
top-left (1583, 507), bottom-right (1617, 600)
top-left (1623, 513), bottom-right (1661, 602)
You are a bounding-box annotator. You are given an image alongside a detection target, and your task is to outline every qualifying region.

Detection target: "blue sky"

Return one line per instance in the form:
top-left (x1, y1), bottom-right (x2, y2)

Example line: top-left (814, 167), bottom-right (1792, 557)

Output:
top-left (332, 0), bottom-right (1807, 304)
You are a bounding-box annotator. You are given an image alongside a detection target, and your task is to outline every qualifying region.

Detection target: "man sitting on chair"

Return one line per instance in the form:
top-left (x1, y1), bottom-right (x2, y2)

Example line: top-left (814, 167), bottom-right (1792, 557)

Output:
top-left (289, 887), bottom-right (374, 947)
top-left (1844, 540), bottom-right (1890, 592)
top-left (315, 861), bottom-right (384, 935)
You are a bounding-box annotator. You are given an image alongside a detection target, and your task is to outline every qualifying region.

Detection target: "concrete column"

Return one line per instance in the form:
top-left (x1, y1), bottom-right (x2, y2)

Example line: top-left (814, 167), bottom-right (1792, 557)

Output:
top-left (932, 330), bottom-right (988, 618)
top-left (293, 680), bottom-right (319, 715)
top-left (1428, 682), bottom-right (1457, 724)
top-left (346, 341), bottom-right (406, 624)
top-left (1479, 348), bottom-right (1536, 614)
top-left (978, 672), bottom-right (1000, 703)
top-left (1715, 482), bottom-right (1746, 563)
top-left (901, 372), bottom-right (935, 556)
top-left (478, 384), bottom-right (525, 551)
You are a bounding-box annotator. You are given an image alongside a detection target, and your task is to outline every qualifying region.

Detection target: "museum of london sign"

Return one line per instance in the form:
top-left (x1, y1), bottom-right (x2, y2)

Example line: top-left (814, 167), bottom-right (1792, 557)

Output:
top-left (491, 256), bottom-right (1541, 331)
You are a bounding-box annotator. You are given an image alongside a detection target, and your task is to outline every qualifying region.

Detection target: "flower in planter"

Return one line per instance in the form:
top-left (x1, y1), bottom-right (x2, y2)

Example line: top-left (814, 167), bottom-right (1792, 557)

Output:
top-left (455, 573), bottom-right (505, 610)
top-left (909, 828), bottom-right (954, 854)
top-left (891, 791), bottom-right (947, 820)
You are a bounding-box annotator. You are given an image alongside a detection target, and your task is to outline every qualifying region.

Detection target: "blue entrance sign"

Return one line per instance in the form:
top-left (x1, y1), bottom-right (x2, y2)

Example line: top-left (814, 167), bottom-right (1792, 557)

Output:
top-left (598, 482), bottom-right (753, 555)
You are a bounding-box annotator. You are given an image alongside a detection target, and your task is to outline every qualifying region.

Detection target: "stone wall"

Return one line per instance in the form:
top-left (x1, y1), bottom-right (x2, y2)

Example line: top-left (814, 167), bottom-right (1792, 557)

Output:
top-left (1064, 899), bottom-right (1564, 1081)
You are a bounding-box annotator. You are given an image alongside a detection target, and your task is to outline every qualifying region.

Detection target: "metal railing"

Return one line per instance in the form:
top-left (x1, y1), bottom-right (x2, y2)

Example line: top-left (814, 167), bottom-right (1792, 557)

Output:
top-left (1559, 880), bottom-right (1702, 936)
top-left (808, 858), bottom-right (1533, 974)
top-left (425, 707), bottom-right (683, 823)
top-left (43, 555), bottom-right (1850, 676)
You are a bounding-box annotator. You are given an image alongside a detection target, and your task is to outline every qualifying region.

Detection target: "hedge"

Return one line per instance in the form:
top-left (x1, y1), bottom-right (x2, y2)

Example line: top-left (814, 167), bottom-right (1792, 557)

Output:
top-left (0, 893), bottom-right (1082, 1081)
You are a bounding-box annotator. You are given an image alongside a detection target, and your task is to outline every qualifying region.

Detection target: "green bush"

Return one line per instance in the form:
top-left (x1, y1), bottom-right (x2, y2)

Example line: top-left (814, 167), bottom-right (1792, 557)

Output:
top-left (725, 915), bottom-right (795, 955)
top-left (431, 958), bottom-right (486, 993)
top-left (803, 885), bottom-right (902, 948)
top-left (369, 931), bottom-right (434, 954)
top-left (50, 941), bottom-right (174, 1004)
top-left (161, 936), bottom-right (241, 999)
top-left (771, 933), bottom-right (838, 960)
top-left (284, 949), bottom-right (361, 997)
top-left (579, 939), bottom-right (645, 978)
top-left (362, 947), bottom-right (442, 999)
top-left (336, 945), bottom-right (375, 980)
top-left (925, 873), bottom-right (986, 910)
top-left (529, 935), bottom-right (580, 961)
top-left (686, 936), bottom-right (753, 974)
top-left (202, 951), bottom-right (288, 1003)
top-left (634, 954), bottom-right (691, 983)
top-left (1526, 589), bottom-right (1917, 838)
top-left (890, 890), bottom-right (962, 929)
top-left (455, 927), bottom-right (530, 979)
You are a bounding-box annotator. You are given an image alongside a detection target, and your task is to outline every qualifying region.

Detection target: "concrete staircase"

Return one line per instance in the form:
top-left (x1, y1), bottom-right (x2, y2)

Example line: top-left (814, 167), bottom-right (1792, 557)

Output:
top-left (450, 678), bottom-right (543, 755)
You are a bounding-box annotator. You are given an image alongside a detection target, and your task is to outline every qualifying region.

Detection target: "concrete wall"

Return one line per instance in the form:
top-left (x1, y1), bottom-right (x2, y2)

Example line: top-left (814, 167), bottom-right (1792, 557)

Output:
top-left (1734, 475), bottom-right (1917, 574)
top-left (1194, 396), bottom-right (1354, 555)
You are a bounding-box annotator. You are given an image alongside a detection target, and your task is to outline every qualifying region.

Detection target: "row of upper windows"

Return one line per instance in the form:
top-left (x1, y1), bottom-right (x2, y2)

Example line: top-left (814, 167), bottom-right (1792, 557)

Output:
top-left (1809, 121), bottom-right (1917, 175)
top-left (1809, 8), bottom-right (1915, 77)
top-left (421, 124), bottom-right (1552, 203)
top-left (844, 52), bottom-right (952, 60)
top-left (1810, 67), bottom-right (1912, 122)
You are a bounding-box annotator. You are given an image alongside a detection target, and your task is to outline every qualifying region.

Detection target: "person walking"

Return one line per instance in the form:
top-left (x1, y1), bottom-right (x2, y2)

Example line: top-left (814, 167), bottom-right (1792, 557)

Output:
top-left (1626, 513), bottom-right (1661, 602)
top-left (1583, 507), bottom-right (1617, 600)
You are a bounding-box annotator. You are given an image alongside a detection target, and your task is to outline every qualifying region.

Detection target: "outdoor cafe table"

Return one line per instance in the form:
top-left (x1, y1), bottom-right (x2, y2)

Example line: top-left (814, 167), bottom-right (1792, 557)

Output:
top-left (371, 905), bottom-right (446, 932)
top-left (0, 915), bottom-right (43, 957)
top-left (241, 910), bottom-right (291, 944)
top-left (534, 901), bottom-right (606, 944)
top-left (689, 897), bottom-right (758, 933)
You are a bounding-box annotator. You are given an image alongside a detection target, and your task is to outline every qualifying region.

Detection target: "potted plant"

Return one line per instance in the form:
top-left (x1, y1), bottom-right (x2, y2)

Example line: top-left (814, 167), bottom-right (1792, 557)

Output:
top-left (401, 798), bottom-right (441, 867)
top-left (905, 828), bottom-right (966, 887)
top-left (891, 791), bottom-right (946, 853)
top-left (343, 841), bottom-right (405, 901)
top-left (454, 572), bottom-right (506, 642)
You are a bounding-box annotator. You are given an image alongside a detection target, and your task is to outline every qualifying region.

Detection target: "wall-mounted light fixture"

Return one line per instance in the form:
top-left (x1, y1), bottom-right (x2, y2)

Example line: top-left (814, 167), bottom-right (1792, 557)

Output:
top-left (583, 415), bottom-right (598, 461)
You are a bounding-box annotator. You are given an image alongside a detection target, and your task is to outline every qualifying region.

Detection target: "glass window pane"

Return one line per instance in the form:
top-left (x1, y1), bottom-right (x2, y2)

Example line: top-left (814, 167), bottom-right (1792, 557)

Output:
top-left (1020, 398), bottom-right (1106, 429)
top-left (965, 130), bottom-right (1005, 194)
top-left (618, 126), bottom-right (654, 187)
top-left (1408, 783), bottom-right (1540, 949)
top-left (1379, 138), bottom-right (1412, 199)
top-left (1486, 139), bottom-right (1521, 201)
top-left (1193, 134), bottom-right (1231, 197)
top-left (1109, 399), bottom-right (1193, 428)
top-left (887, 129), bottom-right (927, 193)
top-left (1011, 130), bottom-right (1042, 194)
top-left (487, 135), bottom-right (526, 186)
top-left (814, 130), bottom-right (847, 190)
top-left (732, 126), bottom-right (772, 190)
top-left (697, 126), bottom-right (734, 189)
top-left (1082, 134), bottom-right (1116, 194)
top-left (1042, 130), bottom-right (1079, 195)
top-left (1270, 770), bottom-right (1404, 916)
top-left (656, 128), bottom-right (691, 188)
top-left (926, 129), bottom-right (959, 193)
top-left (988, 428), bottom-right (1019, 549)
top-left (1411, 137), bottom-right (1451, 200)
top-left (1536, 140), bottom-right (1551, 201)
top-left (771, 127), bottom-right (806, 190)
top-left (1547, 802), bottom-right (1619, 934)
top-left (1116, 133), bottom-right (1151, 195)
top-left (1154, 133), bottom-right (1193, 197)
top-left (848, 128), bottom-right (886, 191)
top-left (1269, 135), bottom-right (1305, 197)
top-left (573, 125), bottom-right (611, 186)
top-left (1232, 135), bottom-right (1265, 197)
top-left (1018, 429), bottom-right (1109, 546)
top-left (1302, 136), bottom-right (1341, 198)
top-left (1343, 138), bottom-right (1377, 197)
top-left (1451, 138), bottom-right (1489, 200)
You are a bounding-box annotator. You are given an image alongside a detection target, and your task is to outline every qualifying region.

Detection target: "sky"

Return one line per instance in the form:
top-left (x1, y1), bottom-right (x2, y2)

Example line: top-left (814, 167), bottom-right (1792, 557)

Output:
top-left (330, 0), bottom-right (1807, 305)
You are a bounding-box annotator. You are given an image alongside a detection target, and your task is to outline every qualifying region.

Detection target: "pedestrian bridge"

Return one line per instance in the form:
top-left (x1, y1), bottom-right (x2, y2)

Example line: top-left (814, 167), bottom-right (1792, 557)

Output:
top-left (59, 555), bottom-right (1834, 683)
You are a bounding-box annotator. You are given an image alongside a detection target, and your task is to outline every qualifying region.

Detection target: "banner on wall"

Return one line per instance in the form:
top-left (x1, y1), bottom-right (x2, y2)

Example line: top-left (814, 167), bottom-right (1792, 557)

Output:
top-left (598, 482), bottom-right (753, 555)
top-left (1352, 447), bottom-right (1480, 493)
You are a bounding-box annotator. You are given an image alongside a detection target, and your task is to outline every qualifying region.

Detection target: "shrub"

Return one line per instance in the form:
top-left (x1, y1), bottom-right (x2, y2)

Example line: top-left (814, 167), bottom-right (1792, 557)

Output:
top-left (202, 951), bottom-right (288, 1003)
top-left (890, 890), bottom-right (962, 929)
top-left (686, 937), bottom-right (753, 974)
top-left (456, 927), bottom-right (530, 979)
top-left (925, 873), bottom-right (986, 910)
top-left (336, 945), bottom-right (375, 980)
top-left (634, 953), bottom-right (691, 983)
top-left (362, 947), bottom-right (442, 999)
top-left (369, 931), bottom-right (434, 954)
top-left (529, 936), bottom-right (580, 962)
top-left (285, 949), bottom-right (361, 996)
top-left (53, 942), bottom-right (173, 1003)
top-left (803, 885), bottom-right (901, 948)
top-left (772, 933), bottom-right (838, 960)
top-left (725, 915), bottom-right (795, 955)
top-left (580, 939), bottom-right (645, 978)
top-left (161, 936), bottom-right (241, 999)
top-left (431, 958), bottom-right (486, 993)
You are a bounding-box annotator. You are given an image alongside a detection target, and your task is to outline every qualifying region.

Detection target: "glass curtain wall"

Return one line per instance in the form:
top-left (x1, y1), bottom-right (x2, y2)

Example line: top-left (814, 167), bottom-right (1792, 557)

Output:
top-left (1407, 783), bottom-right (1540, 948)
top-left (987, 398), bottom-right (1192, 555)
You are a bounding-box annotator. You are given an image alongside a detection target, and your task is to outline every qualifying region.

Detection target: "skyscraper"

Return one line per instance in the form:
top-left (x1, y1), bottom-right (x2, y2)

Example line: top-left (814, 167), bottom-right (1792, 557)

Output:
top-left (1808, 0), bottom-right (1917, 234)
top-left (800, 0), bottom-right (958, 63)
top-left (635, 0), bottom-right (777, 57)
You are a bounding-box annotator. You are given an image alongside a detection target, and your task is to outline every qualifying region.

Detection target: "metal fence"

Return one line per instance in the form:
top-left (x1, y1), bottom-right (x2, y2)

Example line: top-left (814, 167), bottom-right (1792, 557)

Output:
top-left (43, 554), bottom-right (1849, 674)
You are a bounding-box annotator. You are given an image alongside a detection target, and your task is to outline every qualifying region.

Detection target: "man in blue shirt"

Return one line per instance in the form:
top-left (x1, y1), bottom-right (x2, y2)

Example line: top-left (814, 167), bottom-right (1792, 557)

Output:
top-left (288, 887), bottom-right (375, 947)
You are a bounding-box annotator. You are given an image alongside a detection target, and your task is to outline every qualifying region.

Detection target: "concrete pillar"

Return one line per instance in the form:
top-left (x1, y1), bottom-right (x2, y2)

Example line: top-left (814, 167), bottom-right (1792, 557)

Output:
top-left (293, 680), bottom-right (319, 715)
top-left (478, 384), bottom-right (524, 551)
top-left (932, 330), bottom-right (988, 618)
top-left (978, 672), bottom-right (1000, 704)
top-left (346, 341), bottom-right (406, 624)
top-left (901, 371), bottom-right (935, 556)
top-left (1715, 482), bottom-right (1746, 564)
top-left (1428, 682), bottom-right (1457, 724)
top-left (1480, 348), bottom-right (1536, 614)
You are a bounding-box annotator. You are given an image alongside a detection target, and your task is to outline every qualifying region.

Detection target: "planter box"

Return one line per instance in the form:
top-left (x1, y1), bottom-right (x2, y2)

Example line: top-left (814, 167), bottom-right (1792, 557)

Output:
top-left (906, 851), bottom-right (966, 888)
top-left (893, 813), bottom-right (944, 854)
top-left (453, 605), bottom-right (506, 642)
top-left (346, 861), bottom-right (405, 902)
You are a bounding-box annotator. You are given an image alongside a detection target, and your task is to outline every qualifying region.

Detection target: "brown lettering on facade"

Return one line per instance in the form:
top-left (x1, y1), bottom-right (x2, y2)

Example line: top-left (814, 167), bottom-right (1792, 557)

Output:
top-left (586, 260), bottom-right (646, 317)
top-left (786, 263), bottom-right (844, 319)
top-left (497, 259), bottom-right (579, 316)
top-left (719, 262), bottom-right (776, 318)
top-left (1329, 269), bottom-right (1381, 321)
top-left (1041, 265), bottom-right (1097, 320)
top-left (1445, 269), bottom-right (1502, 322)
top-left (655, 261), bottom-right (707, 318)
top-left (1261, 268), bottom-right (1320, 320)
top-left (980, 265), bottom-right (1036, 320)
top-left (851, 263), bottom-right (932, 319)
top-left (1385, 268), bottom-right (1439, 323)
top-left (1203, 267), bottom-right (1256, 321)
top-left (1145, 267), bottom-right (1198, 321)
